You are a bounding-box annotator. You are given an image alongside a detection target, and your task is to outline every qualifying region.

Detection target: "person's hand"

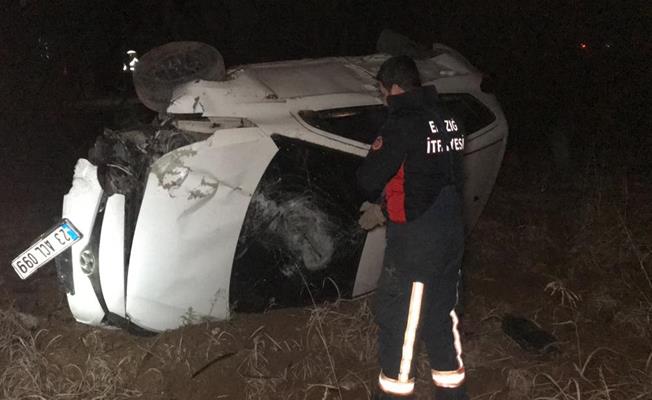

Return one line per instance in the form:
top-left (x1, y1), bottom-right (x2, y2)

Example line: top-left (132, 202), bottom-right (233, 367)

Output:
top-left (358, 201), bottom-right (386, 230)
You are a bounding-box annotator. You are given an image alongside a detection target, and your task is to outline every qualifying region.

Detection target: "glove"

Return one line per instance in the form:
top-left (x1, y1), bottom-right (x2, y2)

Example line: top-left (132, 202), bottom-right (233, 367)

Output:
top-left (358, 201), bottom-right (386, 230)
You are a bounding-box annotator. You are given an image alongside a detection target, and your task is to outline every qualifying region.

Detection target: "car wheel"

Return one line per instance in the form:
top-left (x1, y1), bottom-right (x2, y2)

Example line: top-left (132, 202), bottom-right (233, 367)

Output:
top-left (133, 41), bottom-right (226, 113)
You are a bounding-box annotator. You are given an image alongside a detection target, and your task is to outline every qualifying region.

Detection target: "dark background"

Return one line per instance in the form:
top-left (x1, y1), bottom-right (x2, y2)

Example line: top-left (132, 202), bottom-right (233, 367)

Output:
top-left (0, 0), bottom-right (650, 188)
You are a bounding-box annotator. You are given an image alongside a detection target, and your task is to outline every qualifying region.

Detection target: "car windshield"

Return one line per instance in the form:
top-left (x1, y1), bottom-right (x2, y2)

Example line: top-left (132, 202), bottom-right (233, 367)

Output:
top-left (299, 93), bottom-right (496, 145)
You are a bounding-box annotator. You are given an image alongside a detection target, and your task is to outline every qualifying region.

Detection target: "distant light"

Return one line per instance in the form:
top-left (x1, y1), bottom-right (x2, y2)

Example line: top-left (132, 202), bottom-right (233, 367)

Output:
top-left (579, 42), bottom-right (588, 50)
top-left (123, 50), bottom-right (139, 73)
top-left (38, 36), bottom-right (51, 60)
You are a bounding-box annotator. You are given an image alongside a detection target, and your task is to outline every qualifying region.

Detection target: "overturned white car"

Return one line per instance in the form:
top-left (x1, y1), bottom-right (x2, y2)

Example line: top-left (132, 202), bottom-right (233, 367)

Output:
top-left (55, 34), bottom-right (507, 333)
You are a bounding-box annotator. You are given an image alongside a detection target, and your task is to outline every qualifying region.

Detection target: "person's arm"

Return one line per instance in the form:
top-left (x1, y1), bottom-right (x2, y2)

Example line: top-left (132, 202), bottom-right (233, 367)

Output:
top-left (356, 119), bottom-right (407, 201)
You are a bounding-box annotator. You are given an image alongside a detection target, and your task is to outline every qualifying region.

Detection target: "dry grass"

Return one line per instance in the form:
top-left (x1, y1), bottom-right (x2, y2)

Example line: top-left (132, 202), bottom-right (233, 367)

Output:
top-left (304, 299), bottom-right (378, 398)
top-left (0, 308), bottom-right (139, 400)
top-left (459, 150), bottom-right (652, 399)
top-left (505, 368), bottom-right (535, 399)
top-left (545, 280), bottom-right (582, 309)
top-left (306, 298), bottom-right (377, 363)
top-left (207, 296), bottom-right (381, 400)
top-left (203, 325), bottom-right (236, 360)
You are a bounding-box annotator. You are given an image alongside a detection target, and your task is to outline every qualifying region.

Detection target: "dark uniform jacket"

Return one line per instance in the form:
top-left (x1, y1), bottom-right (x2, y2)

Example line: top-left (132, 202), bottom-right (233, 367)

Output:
top-left (357, 85), bottom-right (465, 223)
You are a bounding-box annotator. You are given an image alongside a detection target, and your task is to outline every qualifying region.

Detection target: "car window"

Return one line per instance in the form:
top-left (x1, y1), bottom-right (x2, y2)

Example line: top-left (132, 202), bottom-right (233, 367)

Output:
top-left (298, 106), bottom-right (387, 145)
top-left (299, 94), bottom-right (496, 145)
top-left (439, 94), bottom-right (496, 134)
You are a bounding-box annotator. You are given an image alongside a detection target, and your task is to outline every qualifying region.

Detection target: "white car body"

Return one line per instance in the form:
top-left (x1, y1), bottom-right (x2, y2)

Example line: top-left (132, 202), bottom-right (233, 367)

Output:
top-left (60, 45), bottom-right (507, 332)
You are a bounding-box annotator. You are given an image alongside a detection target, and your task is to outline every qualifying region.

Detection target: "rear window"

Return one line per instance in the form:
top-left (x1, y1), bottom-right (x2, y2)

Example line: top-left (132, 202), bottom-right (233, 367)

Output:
top-left (299, 93), bottom-right (496, 145)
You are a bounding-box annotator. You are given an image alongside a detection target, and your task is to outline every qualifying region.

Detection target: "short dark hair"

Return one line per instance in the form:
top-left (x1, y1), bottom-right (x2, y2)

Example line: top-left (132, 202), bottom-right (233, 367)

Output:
top-left (376, 55), bottom-right (421, 91)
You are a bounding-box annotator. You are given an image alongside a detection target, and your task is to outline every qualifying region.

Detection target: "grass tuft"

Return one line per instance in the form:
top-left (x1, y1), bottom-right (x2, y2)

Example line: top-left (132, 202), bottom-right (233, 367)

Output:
top-left (0, 308), bottom-right (139, 400)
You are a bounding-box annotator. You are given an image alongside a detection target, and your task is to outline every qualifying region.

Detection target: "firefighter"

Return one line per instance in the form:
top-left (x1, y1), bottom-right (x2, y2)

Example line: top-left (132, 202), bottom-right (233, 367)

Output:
top-left (357, 55), bottom-right (468, 400)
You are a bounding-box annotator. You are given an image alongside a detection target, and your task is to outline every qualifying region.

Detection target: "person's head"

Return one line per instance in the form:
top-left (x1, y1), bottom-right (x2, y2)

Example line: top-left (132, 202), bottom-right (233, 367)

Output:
top-left (376, 55), bottom-right (421, 102)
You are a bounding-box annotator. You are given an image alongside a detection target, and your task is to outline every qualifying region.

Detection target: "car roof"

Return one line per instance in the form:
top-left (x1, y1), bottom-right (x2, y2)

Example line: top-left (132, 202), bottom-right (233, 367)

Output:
top-left (167, 47), bottom-right (484, 132)
top-left (247, 60), bottom-right (375, 98)
top-left (241, 48), bottom-right (478, 100)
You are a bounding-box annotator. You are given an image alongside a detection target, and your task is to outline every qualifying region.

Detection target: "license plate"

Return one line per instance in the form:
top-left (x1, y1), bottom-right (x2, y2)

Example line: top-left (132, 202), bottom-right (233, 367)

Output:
top-left (11, 219), bottom-right (83, 280)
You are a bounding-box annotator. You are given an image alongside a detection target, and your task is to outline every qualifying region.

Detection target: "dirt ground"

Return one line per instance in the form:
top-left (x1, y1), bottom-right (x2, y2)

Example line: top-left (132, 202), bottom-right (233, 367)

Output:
top-left (1, 109), bottom-right (651, 400)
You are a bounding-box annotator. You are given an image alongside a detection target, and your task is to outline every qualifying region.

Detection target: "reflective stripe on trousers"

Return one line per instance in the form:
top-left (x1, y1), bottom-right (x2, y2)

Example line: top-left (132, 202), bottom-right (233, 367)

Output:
top-left (431, 310), bottom-right (465, 388)
top-left (378, 370), bottom-right (415, 396)
top-left (378, 281), bottom-right (424, 396)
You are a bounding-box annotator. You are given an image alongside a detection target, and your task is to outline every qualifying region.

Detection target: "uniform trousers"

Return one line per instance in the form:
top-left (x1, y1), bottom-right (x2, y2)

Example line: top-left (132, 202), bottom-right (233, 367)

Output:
top-left (374, 186), bottom-right (468, 400)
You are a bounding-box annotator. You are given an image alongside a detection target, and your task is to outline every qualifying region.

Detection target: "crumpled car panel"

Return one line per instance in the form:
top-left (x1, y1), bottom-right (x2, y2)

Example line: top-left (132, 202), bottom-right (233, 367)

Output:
top-left (126, 128), bottom-right (278, 331)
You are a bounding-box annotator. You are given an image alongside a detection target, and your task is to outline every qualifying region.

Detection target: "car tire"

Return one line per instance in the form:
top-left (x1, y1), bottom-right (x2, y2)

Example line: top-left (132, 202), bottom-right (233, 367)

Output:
top-left (133, 41), bottom-right (226, 113)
